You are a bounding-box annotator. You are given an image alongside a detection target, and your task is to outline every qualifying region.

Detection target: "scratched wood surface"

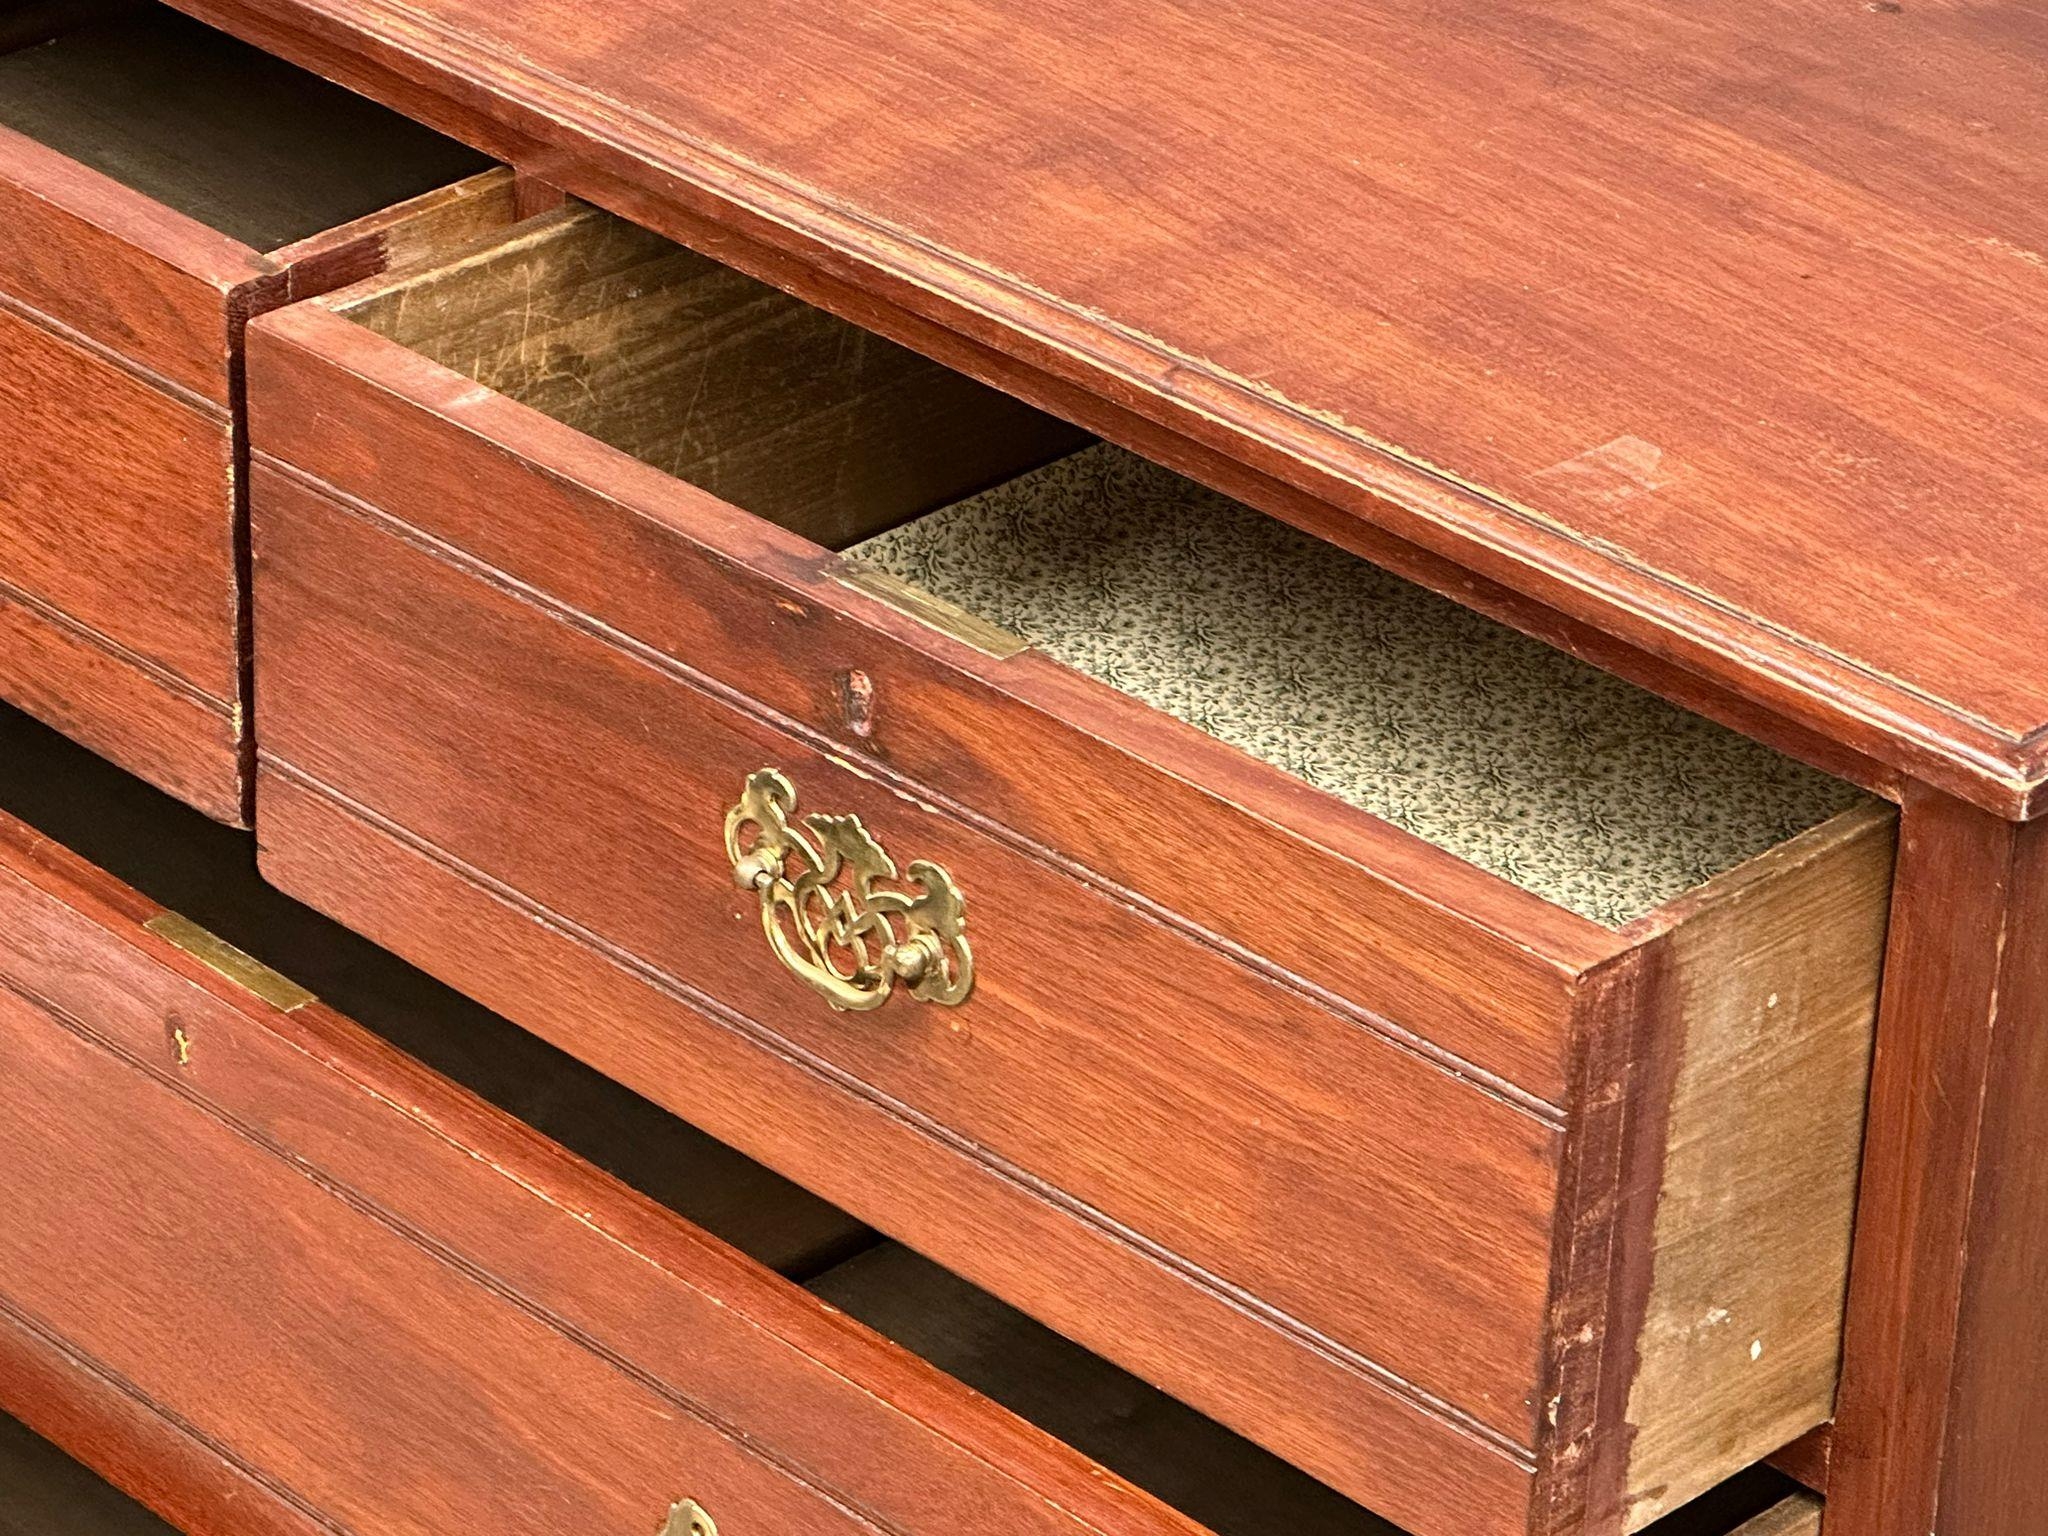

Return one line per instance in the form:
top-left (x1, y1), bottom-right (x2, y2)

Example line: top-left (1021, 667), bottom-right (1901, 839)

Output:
top-left (156, 0), bottom-right (2048, 814)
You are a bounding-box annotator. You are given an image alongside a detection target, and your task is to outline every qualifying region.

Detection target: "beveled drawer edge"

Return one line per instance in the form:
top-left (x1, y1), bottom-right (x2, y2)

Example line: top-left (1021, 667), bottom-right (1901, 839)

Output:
top-left (0, 284), bottom-right (229, 420)
top-left (0, 1292), bottom-right (331, 1536)
top-left (0, 573), bottom-right (239, 720)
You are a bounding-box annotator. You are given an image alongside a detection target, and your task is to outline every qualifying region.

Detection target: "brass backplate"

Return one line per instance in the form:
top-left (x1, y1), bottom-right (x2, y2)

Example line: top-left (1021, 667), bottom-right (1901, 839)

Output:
top-left (830, 559), bottom-right (1028, 659)
top-left (725, 767), bottom-right (974, 1012)
top-left (143, 913), bottom-right (316, 1012)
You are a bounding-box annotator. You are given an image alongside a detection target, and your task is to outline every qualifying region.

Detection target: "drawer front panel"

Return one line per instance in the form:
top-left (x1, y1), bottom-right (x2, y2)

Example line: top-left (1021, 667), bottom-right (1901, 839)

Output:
top-left (251, 764), bottom-right (1548, 1536)
top-left (0, 128), bottom-right (256, 405)
top-left (0, 590), bottom-right (241, 823)
top-left (0, 816), bottom-right (1208, 1536)
top-left (0, 304), bottom-right (239, 699)
top-left (251, 464), bottom-right (1565, 1444)
top-left (0, 129), bottom-right (255, 818)
top-left (0, 989), bottom-right (859, 1536)
top-left (0, 110), bottom-right (519, 821)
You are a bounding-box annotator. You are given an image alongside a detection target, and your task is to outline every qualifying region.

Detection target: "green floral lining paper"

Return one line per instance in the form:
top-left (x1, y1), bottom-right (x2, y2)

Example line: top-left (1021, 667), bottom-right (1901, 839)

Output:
top-left (849, 445), bottom-right (1867, 927)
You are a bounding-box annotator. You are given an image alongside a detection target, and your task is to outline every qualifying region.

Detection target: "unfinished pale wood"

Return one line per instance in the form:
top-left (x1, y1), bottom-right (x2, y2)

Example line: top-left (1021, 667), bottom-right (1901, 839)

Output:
top-left (342, 202), bottom-right (1087, 547)
top-left (1623, 804), bottom-right (1897, 1526)
top-left (1731, 1497), bottom-right (1822, 1536)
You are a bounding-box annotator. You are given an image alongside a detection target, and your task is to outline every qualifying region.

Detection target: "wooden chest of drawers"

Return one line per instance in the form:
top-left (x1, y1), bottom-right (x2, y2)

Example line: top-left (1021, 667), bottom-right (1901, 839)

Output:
top-left (5, 2), bottom-right (2045, 1535)
top-left (236, 201), bottom-right (1894, 1536)
top-left (0, 1), bottom-right (508, 821)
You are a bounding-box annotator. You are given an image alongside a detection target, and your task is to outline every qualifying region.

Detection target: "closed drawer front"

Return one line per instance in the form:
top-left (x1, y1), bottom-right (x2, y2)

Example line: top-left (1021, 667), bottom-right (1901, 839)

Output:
top-left (0, 0), bottom-right (504, 821)
top-left (0, 725), bottom-right (1831, 1536)
top-left (247, 203), bottom-right (1896, 1536)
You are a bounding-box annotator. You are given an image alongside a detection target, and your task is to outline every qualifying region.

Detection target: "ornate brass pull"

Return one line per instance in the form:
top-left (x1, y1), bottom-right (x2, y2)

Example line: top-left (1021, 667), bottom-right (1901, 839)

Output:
top-left (725, 768), bottom-right (974, 1012)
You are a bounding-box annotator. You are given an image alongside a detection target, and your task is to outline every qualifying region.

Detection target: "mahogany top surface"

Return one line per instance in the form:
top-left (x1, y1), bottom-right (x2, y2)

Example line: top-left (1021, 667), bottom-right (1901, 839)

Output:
top-left (180, 0), bottom-right (2048, 806)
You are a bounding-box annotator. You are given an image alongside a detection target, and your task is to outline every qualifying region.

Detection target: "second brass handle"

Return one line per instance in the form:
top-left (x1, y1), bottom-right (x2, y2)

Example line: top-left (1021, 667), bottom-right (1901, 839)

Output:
top-left (724, 768), bottom-right (974, 1012)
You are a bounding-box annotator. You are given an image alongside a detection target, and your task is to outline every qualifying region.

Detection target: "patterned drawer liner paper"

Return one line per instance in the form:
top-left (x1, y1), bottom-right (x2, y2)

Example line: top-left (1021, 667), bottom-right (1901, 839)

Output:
top-left (851, 444), bottom-right (1865, 927)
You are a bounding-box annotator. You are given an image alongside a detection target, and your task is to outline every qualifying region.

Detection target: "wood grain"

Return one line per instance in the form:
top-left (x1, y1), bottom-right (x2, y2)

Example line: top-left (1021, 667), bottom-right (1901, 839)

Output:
top-left (0, 301), bottom-right (238, 699)
top-left (249, 462), bottom-right (1566, 1449)
top-left (158, 0), bottom-right (2048, 812)
top-left (1828, 790), bottom-right (2048, 1536)
top-left (1767, 1429), bottom-right (1830, 1496)
top-left (0, 580), bottom-right (241, 823)
top-left (0, 59), bottom-right (515, 821)
top-left (0, 807), bottom-right (1219, 1536)
top-left (251, 299), bottom-right (1605, 1103)
top-left (0, 121), bottom-right (256, 403)
top-left (343, 201), bottom-right (1086, 546)
top-left (1734, 1499), bottom-right (1822, 1536)
top-left (1620, 807), bottom-right (1894, 1528)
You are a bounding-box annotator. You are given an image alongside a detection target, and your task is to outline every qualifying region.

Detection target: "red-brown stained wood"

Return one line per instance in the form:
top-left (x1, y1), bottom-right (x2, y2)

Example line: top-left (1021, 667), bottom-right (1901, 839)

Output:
top-left (1768, 1429), bottom-right (1830, 1496)
top-left (0, 107), bottom-right (518, 822)
top-left (250, 300), bottom-right (1601, 1104)
top-left (160, 0), bottom-right (2048, 815)
top-left (252, 763), bottom-right (1549, 1536)
top-left (0, 809), bottom-right (1224, 1536)
top-left (1828, 790), bottom-right (2048, 1536)
top-left (0, 303), bottom-right (238, 700)
top-left (0, 588), bottom-right (241, 824)
top-left (0, 125), bottom-right (258, 403)
top-left (248, 405), bottom-right (1893, 1536)
top-left (249, 461), bottom-right (1566, 1448)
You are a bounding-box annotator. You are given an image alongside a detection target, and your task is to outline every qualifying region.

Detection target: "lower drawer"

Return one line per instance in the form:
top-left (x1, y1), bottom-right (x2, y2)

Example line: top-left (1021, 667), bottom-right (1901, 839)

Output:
top-left (0, 705), bottom-right (1816, 1536)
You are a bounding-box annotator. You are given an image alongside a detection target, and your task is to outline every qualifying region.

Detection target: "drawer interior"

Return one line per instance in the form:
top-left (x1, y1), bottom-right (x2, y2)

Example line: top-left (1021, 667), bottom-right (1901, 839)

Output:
top-left (0, 0), bottom-right (489, 250)
top-left (333, 201), bottom-right (1870, 928)
top-left (0, 698), bottom-right (1807, 1536)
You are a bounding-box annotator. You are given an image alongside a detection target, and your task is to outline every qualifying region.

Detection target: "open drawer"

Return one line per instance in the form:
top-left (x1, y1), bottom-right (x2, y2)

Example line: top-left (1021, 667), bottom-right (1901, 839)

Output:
top-left (0, 706), bottom-right (1817, 1536)
top-left (244, 203), bottom-right (1895, 1536)
top-left (0, 0), bottom-right (513, 822)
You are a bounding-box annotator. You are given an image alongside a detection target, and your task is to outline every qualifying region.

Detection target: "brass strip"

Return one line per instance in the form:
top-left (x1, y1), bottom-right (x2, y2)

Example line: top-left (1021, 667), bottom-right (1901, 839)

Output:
top-left (143, 913), bottom-right (317, 1013)
top-left (830, 560), bottom-right (1028, 659)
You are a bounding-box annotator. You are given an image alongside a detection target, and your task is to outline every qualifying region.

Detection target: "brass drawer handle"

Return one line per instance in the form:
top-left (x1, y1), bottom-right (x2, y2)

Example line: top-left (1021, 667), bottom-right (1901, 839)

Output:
top-left (725, 768), bottom-right (974, 1012)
